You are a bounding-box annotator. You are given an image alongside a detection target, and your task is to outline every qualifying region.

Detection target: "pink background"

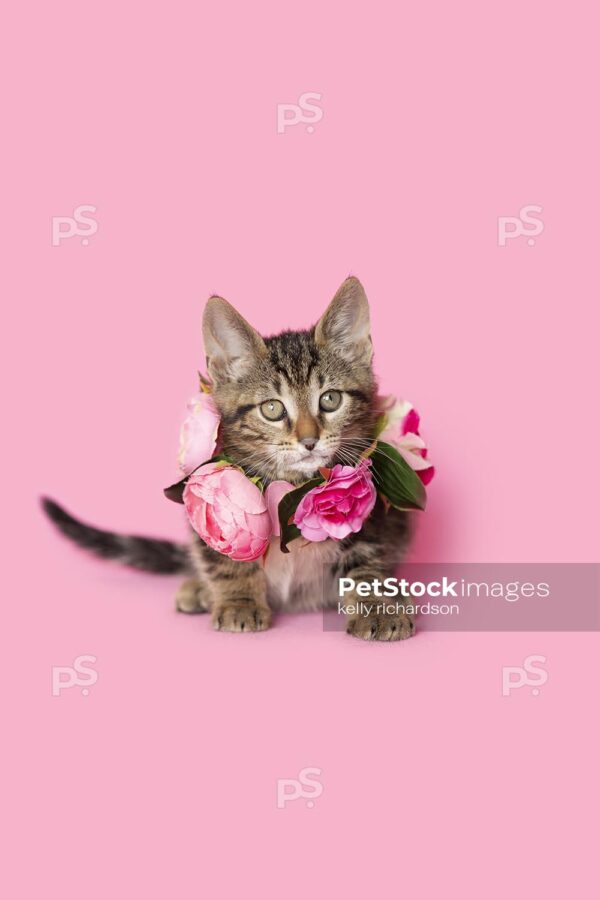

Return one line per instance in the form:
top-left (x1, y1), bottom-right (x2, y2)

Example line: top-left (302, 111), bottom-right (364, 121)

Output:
top-left (2, 2), bottom-right (599, 898)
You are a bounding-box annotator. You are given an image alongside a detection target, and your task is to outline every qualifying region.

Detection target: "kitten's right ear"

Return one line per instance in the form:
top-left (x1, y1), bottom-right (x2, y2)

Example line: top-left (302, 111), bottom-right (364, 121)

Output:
top-left (315, 276), bottom-right (372, 364)
top-left (202, 296), bottom-right (267, 384)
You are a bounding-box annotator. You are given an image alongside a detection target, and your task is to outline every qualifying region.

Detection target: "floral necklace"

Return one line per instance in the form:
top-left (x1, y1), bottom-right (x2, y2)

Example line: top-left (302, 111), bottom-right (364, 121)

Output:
top-left (165, 388), bottom-right (434, 562)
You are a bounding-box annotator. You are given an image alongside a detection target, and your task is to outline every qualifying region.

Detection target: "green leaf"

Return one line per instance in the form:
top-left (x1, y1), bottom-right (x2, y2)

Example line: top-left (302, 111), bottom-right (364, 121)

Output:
top-left (279, 521), bottom-right (302, 552)
top-left (163, 454), bottom-right (235, 505)
top-left (278, 476), bottom-right (324, 553)
top-left (164, 476), bottom-right (187, 504)
top-left (210, 453), bottom-right (235, 466)
top-left (370, 441), bottom-right (427, 511)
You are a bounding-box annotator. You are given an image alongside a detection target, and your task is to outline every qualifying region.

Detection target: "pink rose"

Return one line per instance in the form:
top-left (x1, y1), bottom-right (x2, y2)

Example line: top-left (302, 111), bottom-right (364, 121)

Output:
top-left (293, 460), bottom-right (377, 542)
top-left (379, 398), bottom-right (435, 485)
top-left (178, 391), bottom-right (221, 475)
top-left (183, 463), bottom-right (271, 561)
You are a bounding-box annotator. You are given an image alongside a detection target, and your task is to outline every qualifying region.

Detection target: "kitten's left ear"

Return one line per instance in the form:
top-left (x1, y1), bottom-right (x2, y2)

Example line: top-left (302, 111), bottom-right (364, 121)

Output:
top-left (315, 276), bottom-right (372, 364)
top-left (202, 295), bottom-right (267, 384)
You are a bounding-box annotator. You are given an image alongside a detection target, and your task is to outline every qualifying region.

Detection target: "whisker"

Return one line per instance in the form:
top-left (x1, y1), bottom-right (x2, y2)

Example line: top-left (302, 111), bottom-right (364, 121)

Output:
top-left (338, 438), bottom-right (382, 485)
top-left (340, 437), bottom-right (411, 473)
top-left (335, 445), bottom-right (384, 487)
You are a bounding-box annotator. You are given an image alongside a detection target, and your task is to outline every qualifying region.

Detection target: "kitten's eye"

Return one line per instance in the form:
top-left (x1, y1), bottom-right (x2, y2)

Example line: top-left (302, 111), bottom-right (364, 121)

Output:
top-left (319, 390), bottom-right (342, 412)
top-left (260, 399), bottom-right (286, 421)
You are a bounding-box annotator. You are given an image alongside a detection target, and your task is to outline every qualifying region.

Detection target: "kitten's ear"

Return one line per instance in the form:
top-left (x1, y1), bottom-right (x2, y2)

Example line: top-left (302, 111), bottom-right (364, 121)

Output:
top-left (202, 296), bottom-right (267, 383)
top-left (315, 277), bottom-right (372, 364)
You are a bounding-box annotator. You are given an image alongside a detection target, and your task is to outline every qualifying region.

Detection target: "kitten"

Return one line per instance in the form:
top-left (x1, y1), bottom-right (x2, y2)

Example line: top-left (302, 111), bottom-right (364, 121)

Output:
top-left (43, 277), bottom-right (414, 640)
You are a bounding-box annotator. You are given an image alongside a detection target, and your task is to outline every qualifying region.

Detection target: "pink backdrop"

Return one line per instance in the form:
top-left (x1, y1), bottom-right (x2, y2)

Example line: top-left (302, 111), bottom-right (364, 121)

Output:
top-left (3, 2), bottom-right (599, 898)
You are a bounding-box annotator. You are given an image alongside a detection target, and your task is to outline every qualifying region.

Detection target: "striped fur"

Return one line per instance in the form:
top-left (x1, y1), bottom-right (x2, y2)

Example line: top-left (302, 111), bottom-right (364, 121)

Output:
top-left (41, 498), bottom-right (190, 575)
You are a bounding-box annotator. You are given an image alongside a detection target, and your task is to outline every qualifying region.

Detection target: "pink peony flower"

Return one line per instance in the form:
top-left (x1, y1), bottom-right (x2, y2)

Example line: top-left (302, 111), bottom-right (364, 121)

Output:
top-left (293, 460), bottom-right (377, 542)
top-left (379, 398), bottom-right (435, 485)
top-left (178, 391), bottom-right (221, 476)
top-left (264, 480), bottom-right (294, 537)
top-left (183, 463), bottom-right (271, 561)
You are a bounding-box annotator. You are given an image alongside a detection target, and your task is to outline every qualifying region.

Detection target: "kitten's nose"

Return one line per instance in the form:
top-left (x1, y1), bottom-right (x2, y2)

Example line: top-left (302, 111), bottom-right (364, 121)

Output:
top-left (296, 412), bottom-right (319, 451)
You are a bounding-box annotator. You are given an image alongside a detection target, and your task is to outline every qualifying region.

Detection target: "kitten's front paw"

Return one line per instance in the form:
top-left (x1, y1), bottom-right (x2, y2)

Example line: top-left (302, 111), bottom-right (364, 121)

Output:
top-left (346, 613), bottom-right (415, 642)
top-left (212, 600), bottom-right (272, 633)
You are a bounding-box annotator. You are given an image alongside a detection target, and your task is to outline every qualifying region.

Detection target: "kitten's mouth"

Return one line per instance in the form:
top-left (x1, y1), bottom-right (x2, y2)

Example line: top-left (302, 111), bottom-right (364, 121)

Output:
top-left (292, 458), bottom-right (327, 474)
top-left (282, 448), bottom-right (333, 478)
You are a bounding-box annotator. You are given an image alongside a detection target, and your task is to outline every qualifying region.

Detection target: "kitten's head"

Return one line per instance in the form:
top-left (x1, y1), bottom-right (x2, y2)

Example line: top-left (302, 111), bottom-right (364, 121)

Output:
top-left (202, 277), bottom-right (378, 485)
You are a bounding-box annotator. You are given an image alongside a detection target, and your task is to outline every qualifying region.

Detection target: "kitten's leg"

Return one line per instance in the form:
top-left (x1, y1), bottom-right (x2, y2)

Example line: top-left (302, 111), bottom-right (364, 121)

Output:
top-left (200, 544), bottom-right (271, 632)
top-left (346, 586), bottom-right (415, 641)
top-left (183, 536), bottom-right (271, 631)
top-left (338, 525), bottom-right (414, 642)
top-left (210, 554), bottom-right (271, 633)
top-left (175, 578), bottom-right (210, 614)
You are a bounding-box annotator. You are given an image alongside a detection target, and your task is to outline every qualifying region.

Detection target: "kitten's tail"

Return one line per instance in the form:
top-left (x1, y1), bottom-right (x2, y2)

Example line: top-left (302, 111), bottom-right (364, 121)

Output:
top-left (41, 498), bottom-right (191, 575)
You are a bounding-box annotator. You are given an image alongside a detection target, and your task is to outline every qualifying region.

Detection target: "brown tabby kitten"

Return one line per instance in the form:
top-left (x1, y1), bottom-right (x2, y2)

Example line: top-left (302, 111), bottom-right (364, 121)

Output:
top-left (43, 277), bottom-right (414, 641)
